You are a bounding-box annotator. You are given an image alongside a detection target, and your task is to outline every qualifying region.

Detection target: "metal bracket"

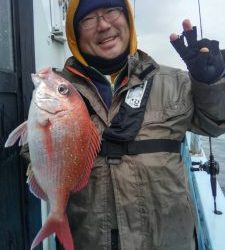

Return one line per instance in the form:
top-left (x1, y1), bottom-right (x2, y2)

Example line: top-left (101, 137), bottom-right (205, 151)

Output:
top-left (51, 29), bottom-right (66, 44)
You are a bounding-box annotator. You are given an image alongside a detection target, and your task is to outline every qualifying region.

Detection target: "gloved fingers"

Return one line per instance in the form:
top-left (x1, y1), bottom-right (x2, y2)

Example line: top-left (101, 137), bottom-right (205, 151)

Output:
top-left (170, 33), bottom-right (179, 42)
top-left (197, 39), bottom-right (220, 54)
top-left (170, 34), bottom-right (189, 59)
top-left (221, 49), bottom-right (225, 60)
top-left (200, 48), bottom-right (209, 53)
top-left (171, 19), bottom-right (225, 83)
top-left (198, 39), bottom-right (220, 56)
top-left (182, 26), bottom-right (198, 47)
top-left (188, 48), bottom-right (225, 82)
top-left (209, 40), bottom-right (220, 54)
top-left (182, 19), bottom-right (193, 32)
top-left (193, 47), bottom-right (217, 67)
top-left (198, 39), bottom-right (211, 53)
top-left (195, 52), bottom-right (210, 65)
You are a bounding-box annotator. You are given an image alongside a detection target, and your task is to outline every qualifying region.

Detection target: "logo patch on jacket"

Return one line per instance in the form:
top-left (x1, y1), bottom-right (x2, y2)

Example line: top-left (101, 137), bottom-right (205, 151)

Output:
top-left (125, 81), bottom-right (147, 108)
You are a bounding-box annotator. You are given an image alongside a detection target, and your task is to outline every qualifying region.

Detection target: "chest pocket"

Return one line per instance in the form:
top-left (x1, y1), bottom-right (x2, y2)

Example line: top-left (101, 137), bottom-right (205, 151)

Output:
top-left (143, 77), bottom-right (193, 124)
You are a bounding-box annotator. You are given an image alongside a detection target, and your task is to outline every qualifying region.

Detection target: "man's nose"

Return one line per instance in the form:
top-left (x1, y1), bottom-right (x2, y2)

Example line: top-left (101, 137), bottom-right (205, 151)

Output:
top-left (96, 16), bottom-right (111, 31)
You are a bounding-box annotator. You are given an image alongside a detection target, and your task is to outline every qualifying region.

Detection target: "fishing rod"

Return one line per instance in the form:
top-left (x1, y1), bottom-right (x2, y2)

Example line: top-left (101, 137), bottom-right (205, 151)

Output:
top-left (133, 0), bottom-right (136, 20)
top-left (197, 0), bottom-right (203, 39)
top-left (208, 137), bottom-right (222, 215)
top-left (192, 138), bottom-right (222, 215)
top-left (192, 0), bottom-right (222, 215)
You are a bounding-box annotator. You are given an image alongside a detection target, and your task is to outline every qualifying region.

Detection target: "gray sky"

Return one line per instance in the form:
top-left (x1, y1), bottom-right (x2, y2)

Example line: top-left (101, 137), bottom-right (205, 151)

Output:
top-left (131, 0), bottom-right (225, 69)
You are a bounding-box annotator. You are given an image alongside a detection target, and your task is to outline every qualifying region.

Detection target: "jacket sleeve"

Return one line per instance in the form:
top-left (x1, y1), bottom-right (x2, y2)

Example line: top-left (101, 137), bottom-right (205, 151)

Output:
top-left (190, 74), bottom-right (225, 137)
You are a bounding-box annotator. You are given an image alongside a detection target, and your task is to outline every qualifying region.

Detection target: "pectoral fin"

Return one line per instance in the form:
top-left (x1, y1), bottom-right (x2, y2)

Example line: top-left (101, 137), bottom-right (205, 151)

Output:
top-left (5, 121), bottom-right (28, 147)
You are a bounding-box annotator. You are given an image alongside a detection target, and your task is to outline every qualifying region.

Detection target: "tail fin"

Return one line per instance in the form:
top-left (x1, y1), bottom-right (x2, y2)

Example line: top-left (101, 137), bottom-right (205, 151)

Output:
top-left (31, 213), bottom-right (74, 250)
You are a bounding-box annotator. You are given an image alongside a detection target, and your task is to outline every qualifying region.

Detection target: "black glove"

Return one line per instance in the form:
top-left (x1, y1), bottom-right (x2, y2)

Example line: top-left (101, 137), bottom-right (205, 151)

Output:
top-left (171, 26), bottom-right (225, 84)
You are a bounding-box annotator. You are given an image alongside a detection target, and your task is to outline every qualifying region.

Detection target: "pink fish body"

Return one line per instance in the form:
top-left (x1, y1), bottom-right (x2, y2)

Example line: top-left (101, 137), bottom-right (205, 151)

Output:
top-left (5, 68), bottom-right (101, 250)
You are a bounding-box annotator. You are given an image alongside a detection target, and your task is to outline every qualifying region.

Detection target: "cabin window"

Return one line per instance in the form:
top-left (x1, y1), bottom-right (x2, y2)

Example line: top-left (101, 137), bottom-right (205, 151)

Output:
top-left (0, 0), bottom-right (14, 71)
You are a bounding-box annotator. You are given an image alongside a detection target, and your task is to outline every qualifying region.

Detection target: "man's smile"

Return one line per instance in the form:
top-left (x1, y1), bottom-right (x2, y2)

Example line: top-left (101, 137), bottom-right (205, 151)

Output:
top-left (98, 35), bottom-right (119, 45)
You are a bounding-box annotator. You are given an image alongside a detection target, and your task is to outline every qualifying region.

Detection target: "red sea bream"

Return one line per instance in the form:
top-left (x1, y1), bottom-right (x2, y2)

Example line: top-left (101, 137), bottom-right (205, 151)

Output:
top-left (5, 68), bottom-right (101, 250)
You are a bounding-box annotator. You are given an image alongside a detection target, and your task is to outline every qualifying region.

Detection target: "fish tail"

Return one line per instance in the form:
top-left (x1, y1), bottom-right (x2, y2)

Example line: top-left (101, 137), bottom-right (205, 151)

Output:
top-left (31, 213), bottom-right (74, 250)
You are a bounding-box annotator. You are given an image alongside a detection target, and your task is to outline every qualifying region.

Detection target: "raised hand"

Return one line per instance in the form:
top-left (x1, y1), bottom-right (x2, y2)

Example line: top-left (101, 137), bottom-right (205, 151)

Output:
top-left (170, 19), bottom-right (225, 84)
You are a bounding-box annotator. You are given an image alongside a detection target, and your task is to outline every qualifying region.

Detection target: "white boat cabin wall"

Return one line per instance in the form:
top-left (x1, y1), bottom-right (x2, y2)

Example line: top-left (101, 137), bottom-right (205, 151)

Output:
top-left (33, 0), bottom-right (71, 72)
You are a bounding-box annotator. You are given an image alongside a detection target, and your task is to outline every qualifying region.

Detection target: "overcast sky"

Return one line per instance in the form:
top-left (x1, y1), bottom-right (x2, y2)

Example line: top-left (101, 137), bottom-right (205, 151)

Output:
top-left (130, 0), bottom-right (225, 69)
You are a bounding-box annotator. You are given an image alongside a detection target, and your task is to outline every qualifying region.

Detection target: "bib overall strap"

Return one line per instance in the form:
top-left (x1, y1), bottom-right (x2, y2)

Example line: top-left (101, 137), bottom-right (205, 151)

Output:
top-left (99, 139), bottom-right (181, 159)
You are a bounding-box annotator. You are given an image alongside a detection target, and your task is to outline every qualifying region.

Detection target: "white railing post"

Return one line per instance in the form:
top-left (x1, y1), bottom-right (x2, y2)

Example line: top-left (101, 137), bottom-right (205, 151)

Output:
top-left (190, 133), bottom-right (202, 154)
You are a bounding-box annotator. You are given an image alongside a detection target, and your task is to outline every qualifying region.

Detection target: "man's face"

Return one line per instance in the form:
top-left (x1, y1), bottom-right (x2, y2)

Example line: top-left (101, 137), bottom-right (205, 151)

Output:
top-left (78, 8), bottom-right (130, 59)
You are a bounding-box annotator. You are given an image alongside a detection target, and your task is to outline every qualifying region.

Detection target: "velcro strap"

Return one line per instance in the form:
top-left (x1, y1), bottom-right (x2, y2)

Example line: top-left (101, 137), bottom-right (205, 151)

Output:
top-left (99, 139), bottom-right (181, 158)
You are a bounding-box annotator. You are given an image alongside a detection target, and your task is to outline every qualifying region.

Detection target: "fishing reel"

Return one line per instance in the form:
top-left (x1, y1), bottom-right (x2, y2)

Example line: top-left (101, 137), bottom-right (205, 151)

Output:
top-left (191, 154), bottom-right (220, 175)
top-left (191, 137), bottom-right (222, 215)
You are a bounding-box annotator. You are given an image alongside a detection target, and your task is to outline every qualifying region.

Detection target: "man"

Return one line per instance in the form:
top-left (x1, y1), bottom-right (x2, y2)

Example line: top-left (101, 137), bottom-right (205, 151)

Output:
top-left (58, 0), bottom-right (225, 249)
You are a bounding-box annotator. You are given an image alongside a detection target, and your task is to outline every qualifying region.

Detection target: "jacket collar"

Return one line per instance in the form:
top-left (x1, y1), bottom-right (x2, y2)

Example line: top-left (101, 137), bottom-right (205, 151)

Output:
top-left (65, 49), bottom-right (159, 83)
top-left (127, 49), bottom-right (160, 87)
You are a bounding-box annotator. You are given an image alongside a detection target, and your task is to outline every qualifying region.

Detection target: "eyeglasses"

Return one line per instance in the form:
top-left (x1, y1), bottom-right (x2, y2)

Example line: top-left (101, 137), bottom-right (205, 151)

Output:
top-left (79, 7), bottom-right (123, 29)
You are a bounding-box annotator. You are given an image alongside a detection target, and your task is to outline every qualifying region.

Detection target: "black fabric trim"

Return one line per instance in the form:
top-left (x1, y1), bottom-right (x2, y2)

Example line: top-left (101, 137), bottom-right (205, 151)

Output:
top-left (138, 64), bottom-right (156, 80)
top-left (103, 77), bottom-right (153, 142)
top-left (111, 229), bottom-right (119, 250)
top-left (81, 48), bottom-right (129, 75)
top-left (99, 139), bottom-right (181, 158)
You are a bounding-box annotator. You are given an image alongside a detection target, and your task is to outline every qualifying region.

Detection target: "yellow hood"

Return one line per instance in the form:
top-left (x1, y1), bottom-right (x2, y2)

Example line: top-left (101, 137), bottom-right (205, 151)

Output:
top-left (66, 0), bottom-right (137, 66)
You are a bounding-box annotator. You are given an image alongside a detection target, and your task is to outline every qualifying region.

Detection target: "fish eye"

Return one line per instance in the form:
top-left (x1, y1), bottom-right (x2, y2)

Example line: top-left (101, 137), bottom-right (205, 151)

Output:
top-left (58, 84), bottom-right (70, 95)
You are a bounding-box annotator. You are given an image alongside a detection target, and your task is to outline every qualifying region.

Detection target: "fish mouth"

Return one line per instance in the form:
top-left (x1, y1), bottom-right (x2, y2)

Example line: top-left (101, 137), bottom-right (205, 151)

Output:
top-left (35, 90), bottom-right (53, 100)
top-left (34, 99), bottom-right (66, 115)
top-left (34, 90), bottom-right (63, 114)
